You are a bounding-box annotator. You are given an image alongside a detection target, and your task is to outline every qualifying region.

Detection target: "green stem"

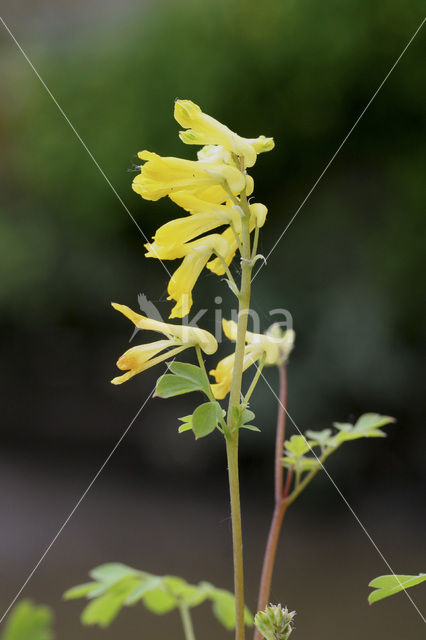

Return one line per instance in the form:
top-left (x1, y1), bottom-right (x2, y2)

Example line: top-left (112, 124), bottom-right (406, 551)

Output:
top-left (226, 186), bottom-right (253, 640)
top-left (243, 356), bottom-right (266, 406)
top-left (286, 448), bottom-right (335, 507)
top-left (215, 252), bottom-right (239, 296)
top-left (178, 602), bottom-right (196, 640)
top-left (251, 225), bottom-right (260, 261)
top-left (195, 345), bottom-right (227, 433)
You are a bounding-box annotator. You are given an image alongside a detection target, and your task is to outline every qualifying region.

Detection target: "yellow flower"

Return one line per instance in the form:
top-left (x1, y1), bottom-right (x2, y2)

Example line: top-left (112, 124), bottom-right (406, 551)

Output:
top-left (165, 234), bottom-right (230, 318)
top-left (150, 194), bottom-right (240, 249)
top-left (132, 150), bottom-right (247, 202)
top-left (143, 195), bottom-right (268, 314)
top-left (209, 320), bottom-right (295, 399)
top-left (206, 202), bottom-right (268, 276)
top-left (175, 100), bottom-right (274, 169)
top-left (111, 303), bottom-right (217, 384)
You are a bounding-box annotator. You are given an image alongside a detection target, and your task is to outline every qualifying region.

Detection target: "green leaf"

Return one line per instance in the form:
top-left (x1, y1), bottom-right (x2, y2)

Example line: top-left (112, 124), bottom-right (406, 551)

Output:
top-left (155, 374), bottom-right (203, 398)
top-left (368, 573), bottom-right (426, 604)
top-left (89, 563), bottom-right (138, 583)
top-left (2, 601), bottom-right (54, 640)
top-left (355, 413), bottom-right (395, 432)
top-left (240, 425), bottom-right (261, 432)
top-left (192, 401), bottom-right (223, 439)
top-left (63, 583), bottom-right (99, 600)
top-left (81, 576), bottom-right (141, 627)
top-left (125, 577), bottom-right (163, 604)
top-left (305, 429), bottom-right (332, 447)
top-left (142, 586), bottom-right (177, 614)
top-left (167, 362), bottom-right (211, 396)
top-left (333, 422), bottom-right (353, 432)
top-left (178, 415), bottom-right (193, 433)
top-left (65, 564), bottom-right (251, 630)
top-left (284, 435), bottom-right (313, 458)
top-left (241, 409), bottom-right (255, 424)
top-left (162, 576), bottom-right (209, 607)
top-left (333, 413), bottom-right (395, 445)
top-left (209, 589), bottom-right (253, 630)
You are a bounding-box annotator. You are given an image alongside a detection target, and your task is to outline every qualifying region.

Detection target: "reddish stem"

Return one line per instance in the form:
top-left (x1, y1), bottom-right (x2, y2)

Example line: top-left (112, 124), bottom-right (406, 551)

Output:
top-left (254, 364), bottom-right (291, 639)
top-left (274, 364), bottom-right (287, 502)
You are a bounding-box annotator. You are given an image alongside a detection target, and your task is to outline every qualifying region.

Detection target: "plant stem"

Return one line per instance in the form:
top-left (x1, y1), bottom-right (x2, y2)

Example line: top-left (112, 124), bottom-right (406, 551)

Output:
top-left (274, 364), bottom-right (287, 503)
top-left (243, 356), bottom-right (266, 405)
top-left (254, 364), bottom-right (289, 637)
top-left (178, 602), bottom-right (196, 640)
top-left (226, 186), bottom-right (253, 640)
top-left (286, 448), bottom-right (333, 507)
top-left (195, 345), bottom-right (227, 432)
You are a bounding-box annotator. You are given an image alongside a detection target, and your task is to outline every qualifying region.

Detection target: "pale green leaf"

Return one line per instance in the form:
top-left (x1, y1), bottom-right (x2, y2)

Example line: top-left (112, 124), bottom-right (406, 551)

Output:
top-left (155, 374), bottom-right (205, 398)
top-left (241, 409), bottom-right (255, 424)
top-left (284, 435), bottom-right (313, 458)
top-left (178, 415), bottom-right (193, 433)
top-left (305, 429), bottom-right (332, 447)
top-left (89, 563), bottom-right (137, 583)
top-left (142, 587), bottom-right (177, 614)
top-left (354, 413), bottom-right (395, 432)
top-left (167, 362), bottom-right (211, 396)
top-left (63, 583), bottom-right (99, 600)
top-left (240, 425), bottom-right (261, 432)
top-left (81, 576), bottom-right (141, 627)
top-left (210, 590), bottom-right (253, 630)
top-left (368, 573), bottom-right (426, 604)
top-left (192, 401), bottom-right (222, 439)
top-left (125, 577), bottom-right (162, 605)
top-left (333, 422), bottom-right (353, 432)
top-left (2, 601), bottom-right (54, 640)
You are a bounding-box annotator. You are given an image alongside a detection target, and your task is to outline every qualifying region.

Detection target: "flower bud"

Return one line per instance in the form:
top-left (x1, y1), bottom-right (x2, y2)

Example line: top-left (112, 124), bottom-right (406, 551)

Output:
top-left (254, 604), bottom-right (296, 640)
top-left (265, 325), bottom-right (295, 365)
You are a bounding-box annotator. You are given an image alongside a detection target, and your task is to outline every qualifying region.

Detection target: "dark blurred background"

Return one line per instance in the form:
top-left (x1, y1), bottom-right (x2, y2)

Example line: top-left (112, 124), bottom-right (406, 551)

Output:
top-left (1, 1), bottom-right (425, 638)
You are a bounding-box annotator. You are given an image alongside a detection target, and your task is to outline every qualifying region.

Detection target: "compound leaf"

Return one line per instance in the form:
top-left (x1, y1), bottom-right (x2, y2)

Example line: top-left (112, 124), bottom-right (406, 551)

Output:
top-left (368, 573), bottom-right (426, 604)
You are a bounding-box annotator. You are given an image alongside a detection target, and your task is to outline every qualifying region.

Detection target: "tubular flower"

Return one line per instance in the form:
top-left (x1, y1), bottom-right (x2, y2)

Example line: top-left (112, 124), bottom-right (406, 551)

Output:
top-left (206, 201), bottom-right (268, 275)
top-left (175, 99), bottom-right (274, 169)
top-left (144, 195), bottom-right (266, 316)
top-left (209, 320), bottom-right (295, 399)
top-left (150, 193), bottom-right (241, 249)
top-left (147, 233), bottom-right (230, 319)
top-left (132, 150), bottom-right (248, 203)
top-left (111, 303), bottom-right (217, 384)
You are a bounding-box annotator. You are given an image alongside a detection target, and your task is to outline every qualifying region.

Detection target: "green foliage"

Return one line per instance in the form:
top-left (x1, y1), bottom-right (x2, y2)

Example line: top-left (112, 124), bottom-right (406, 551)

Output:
top-left (179, 401), bottom-right (225, 438)
top-left (284, 413), bottom-right (395, 481)
top-left (155, 362), bottom-right (211, 399)
top-left (64, 563), bottom-right (253, 630)
top-left (368, 573), bottom-right (426, 604)
top-left (1, 601), bottom-right (54, 640)
top-left (192, 401), bottom-right (225, 438)
top-left (231, 406), bottom-right (260, 432)
top-left (332, 413), bottom-right (394, 445)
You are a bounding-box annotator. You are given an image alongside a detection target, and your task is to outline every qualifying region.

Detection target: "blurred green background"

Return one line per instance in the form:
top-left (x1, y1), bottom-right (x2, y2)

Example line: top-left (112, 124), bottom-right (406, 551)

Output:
top-left (0, 1), bottom-right (425, 638)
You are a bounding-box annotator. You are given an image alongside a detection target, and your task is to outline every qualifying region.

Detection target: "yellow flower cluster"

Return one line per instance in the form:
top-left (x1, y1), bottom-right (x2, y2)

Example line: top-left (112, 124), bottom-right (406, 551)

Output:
top-left (112, 99), bottom-right (276, 393)
top-left (133, 99), bottom-right (273, 318)
top-left (210, 320), bottom-right (295, 399)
